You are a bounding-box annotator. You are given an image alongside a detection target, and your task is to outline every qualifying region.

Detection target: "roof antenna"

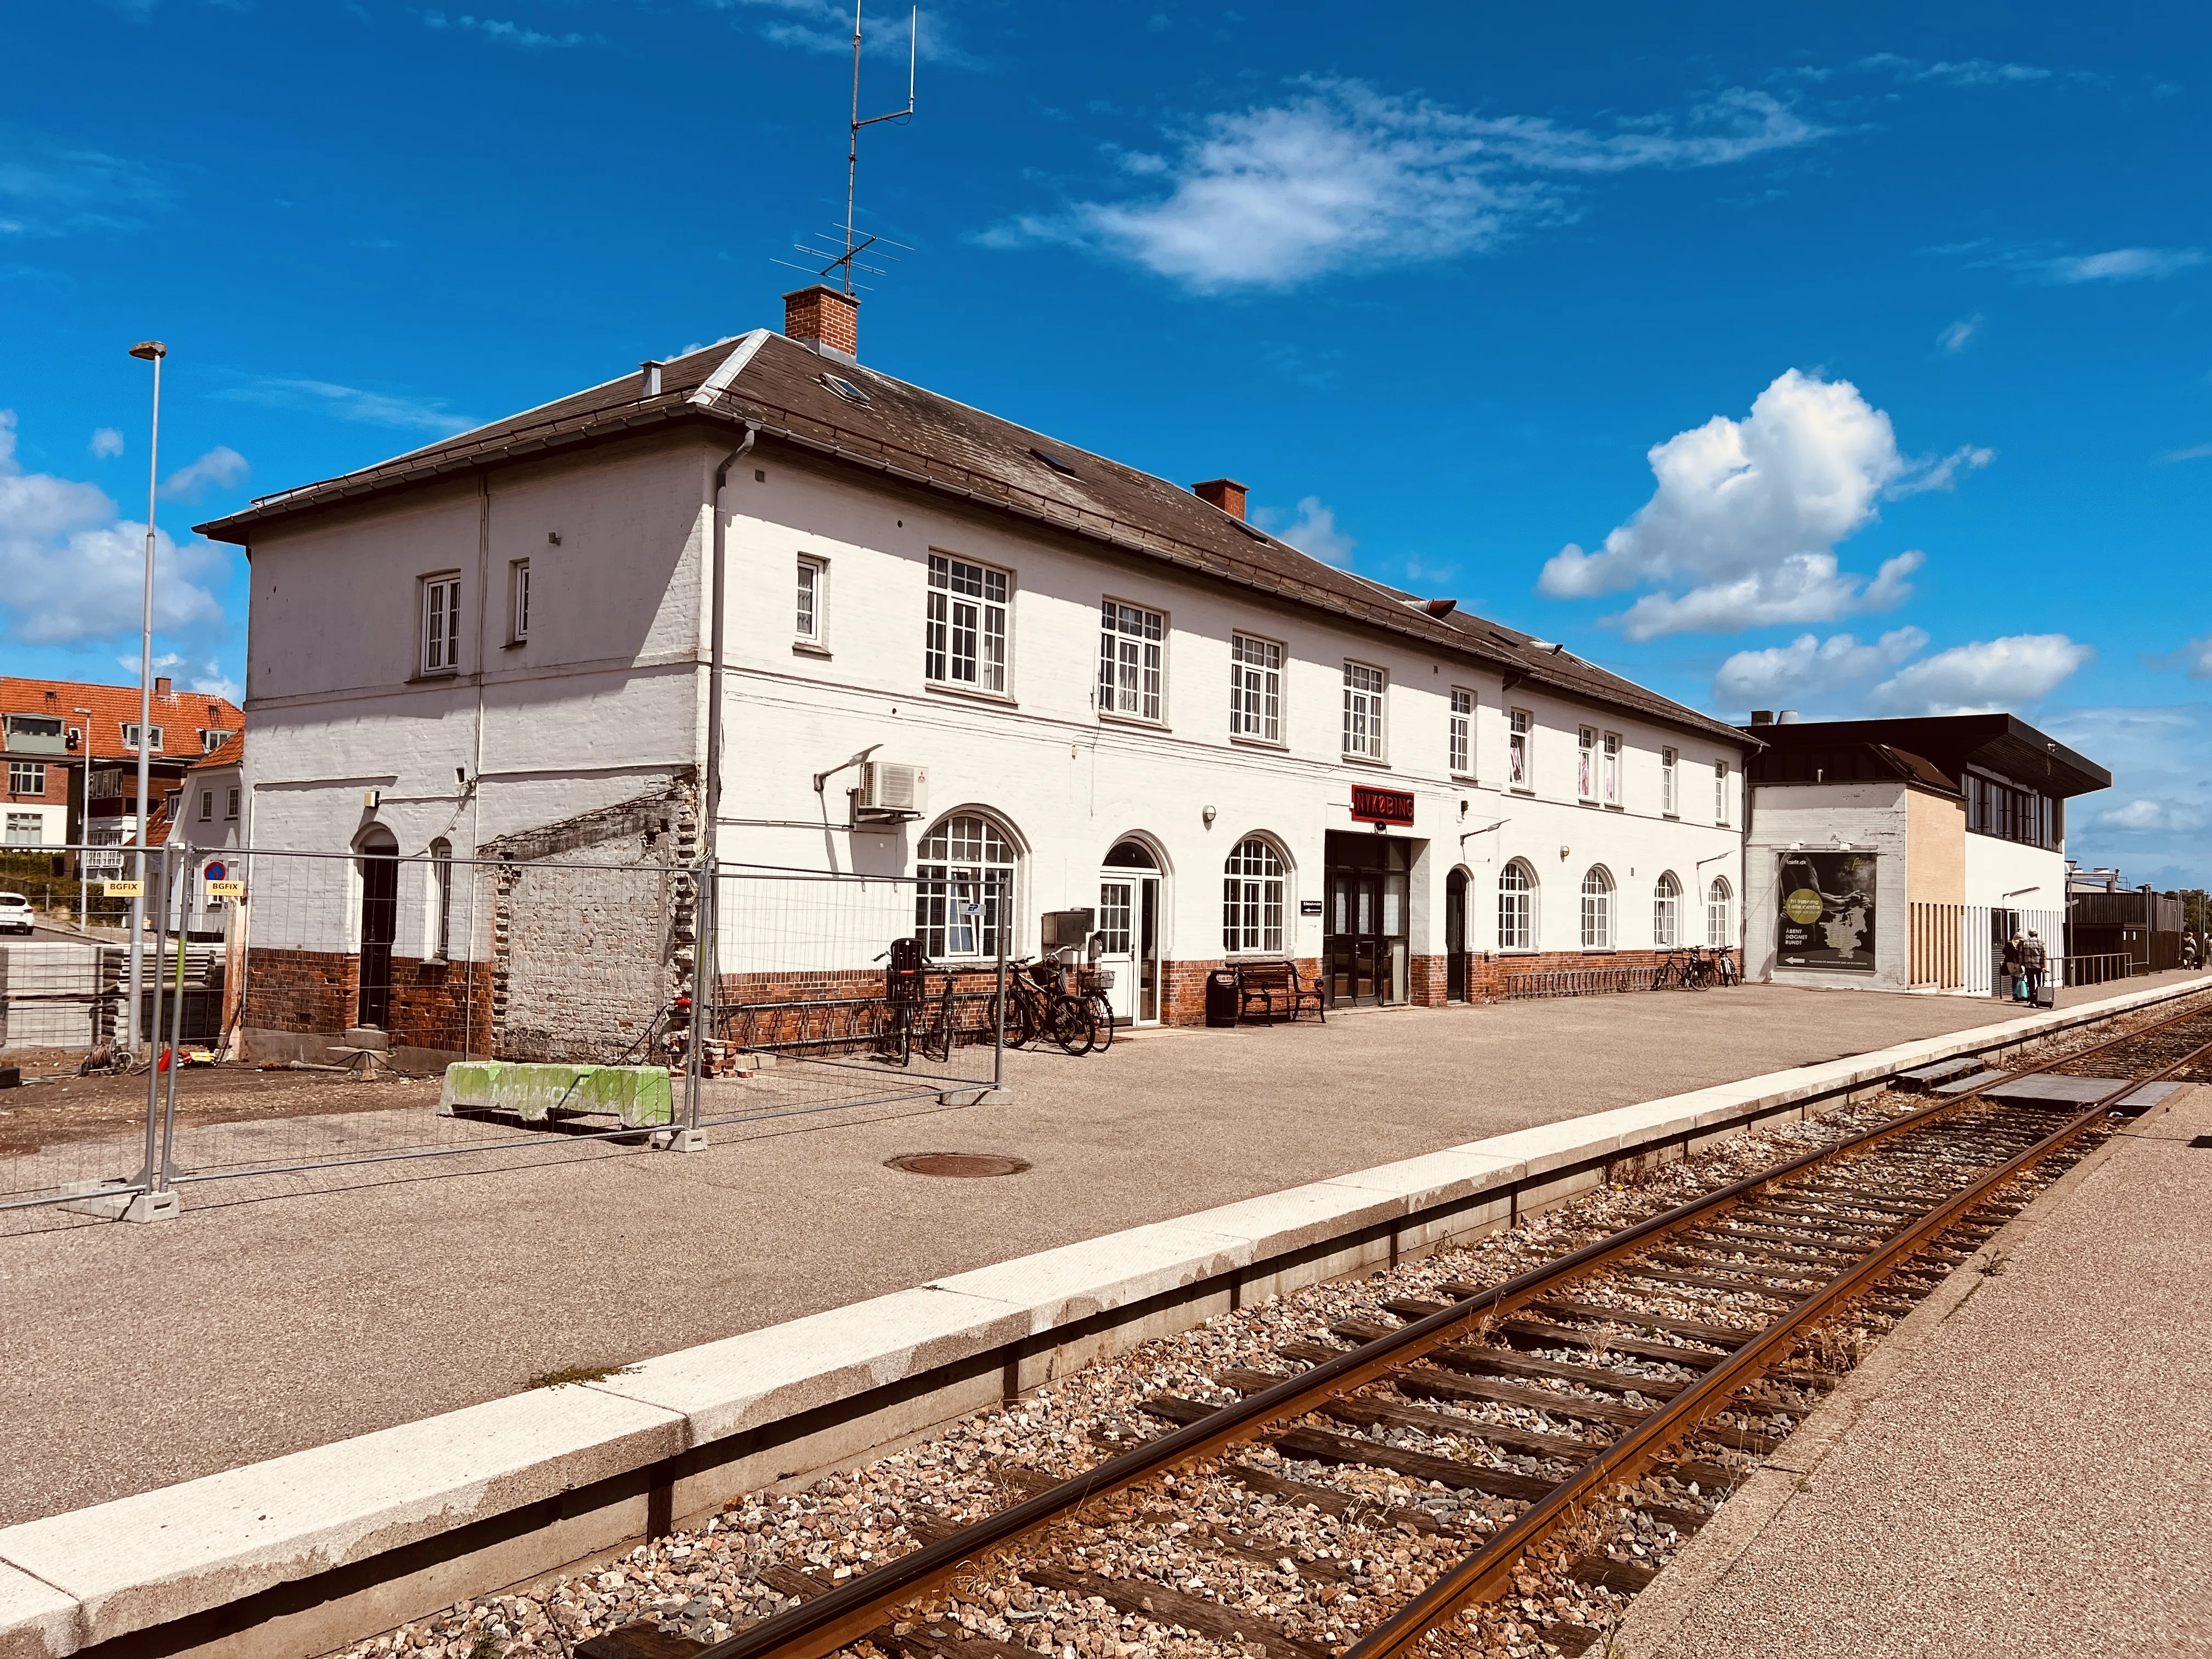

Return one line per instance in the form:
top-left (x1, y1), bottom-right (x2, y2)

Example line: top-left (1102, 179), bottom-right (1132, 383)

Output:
top-left (774, 4), bottom-right (917, 292)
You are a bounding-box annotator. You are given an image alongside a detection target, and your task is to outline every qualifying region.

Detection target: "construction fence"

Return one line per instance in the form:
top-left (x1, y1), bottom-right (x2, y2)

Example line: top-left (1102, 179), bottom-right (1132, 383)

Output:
top-left (0, 842), bottom-right (1005, 1233)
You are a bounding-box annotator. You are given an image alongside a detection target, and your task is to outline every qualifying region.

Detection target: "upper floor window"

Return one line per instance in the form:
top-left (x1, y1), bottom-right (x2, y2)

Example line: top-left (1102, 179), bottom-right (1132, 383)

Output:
top-left (1230, 633), bottom-right (1282, 744)
top-left (1581, 866), bottom-right (1614, 949)
top-left (1449, 689), bottom-right (1474, 776)
top-left (1602, 731), bottom-right (1622, 808)
top-left (1654, 871), bottom-right (1680, 949)
top-left (225, 786), bottom-right (240, 820)
top-left (1714, 760), bottom-right (1729, 826)
top-left (1498, 859), bottom-right (1536, 950)
top-left (1098, 600), bottom-right (1164, 721)
top-left (122, 723), bottom-right (163, 752)
top-left (916, 812), bottom-right (1014, 958)
top-left (924, 554), bottom-right (1007, 693)
top-left (1342, 662), bottom-right (1386, 760)
top-left (1661, 747), bottom-right (1678, 815)
top-left (1222, 837), bottom-right (1286, 954)
top-left (1508, 709), bottom-right (1532, 791)
top-left (8, 761), bottom-right (46, 795)
top-left (200, 729), bottom-right (232, 754)
top-left (795, 555), bottom-right (826, 645)
top-left (198, 789), bottom-right (213, 821)
top-left (1965, 771), bottom-right (2057, 849)
top-left (1577, 727), bottom-right (1597, 800)
top-left (509, 559), bottom-right (532, 644)
top-left (420, 573), bottom-right (462, 675)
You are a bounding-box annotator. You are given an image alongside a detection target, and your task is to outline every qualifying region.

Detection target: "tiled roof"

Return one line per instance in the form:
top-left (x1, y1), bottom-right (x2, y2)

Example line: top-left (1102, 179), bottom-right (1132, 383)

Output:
top-left (0, 678), bottom-right (243, 766)
top-left (191, 729), bottom-right (245, 772)
top-left (195, 333), bottom-right (1751, 747)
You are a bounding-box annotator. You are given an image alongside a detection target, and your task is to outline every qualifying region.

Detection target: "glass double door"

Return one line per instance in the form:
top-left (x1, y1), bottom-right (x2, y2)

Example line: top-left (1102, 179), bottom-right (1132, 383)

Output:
top-left (1324, 832), bottom-right (1410, 1007)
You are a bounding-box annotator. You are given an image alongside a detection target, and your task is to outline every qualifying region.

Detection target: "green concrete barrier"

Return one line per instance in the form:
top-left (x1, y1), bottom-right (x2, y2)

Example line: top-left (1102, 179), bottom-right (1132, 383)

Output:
top-left (437, 1061), bottom-right (673, 1128)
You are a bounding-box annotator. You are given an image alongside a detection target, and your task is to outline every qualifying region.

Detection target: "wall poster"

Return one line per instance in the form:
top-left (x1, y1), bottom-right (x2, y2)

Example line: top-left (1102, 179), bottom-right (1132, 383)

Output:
top-left (1775, 850), bottom-right (1878, 974)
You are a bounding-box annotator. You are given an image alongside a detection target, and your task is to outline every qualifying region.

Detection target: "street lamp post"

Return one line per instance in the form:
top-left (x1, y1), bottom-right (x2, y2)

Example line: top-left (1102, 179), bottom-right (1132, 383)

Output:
top-left (126, 339), bottom-right (165, 1055)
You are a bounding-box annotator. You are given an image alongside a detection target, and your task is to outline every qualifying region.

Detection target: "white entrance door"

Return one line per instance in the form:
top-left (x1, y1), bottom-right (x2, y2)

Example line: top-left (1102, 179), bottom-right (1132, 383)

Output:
top-left (1098, 840), bottom-right (1163, 1025)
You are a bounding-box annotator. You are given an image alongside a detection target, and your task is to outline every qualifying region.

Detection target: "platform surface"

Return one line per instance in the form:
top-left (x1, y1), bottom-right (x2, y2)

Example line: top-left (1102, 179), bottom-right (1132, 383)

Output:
top-left (0, 970), bottom-right (2204, 1530)
top-left (1635, 1081), bottom-right (2212, 1658)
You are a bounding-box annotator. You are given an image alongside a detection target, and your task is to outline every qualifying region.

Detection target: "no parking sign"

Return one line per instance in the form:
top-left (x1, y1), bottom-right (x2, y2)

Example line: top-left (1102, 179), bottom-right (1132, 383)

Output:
top-left (203, 860), bottom-right (244, 899)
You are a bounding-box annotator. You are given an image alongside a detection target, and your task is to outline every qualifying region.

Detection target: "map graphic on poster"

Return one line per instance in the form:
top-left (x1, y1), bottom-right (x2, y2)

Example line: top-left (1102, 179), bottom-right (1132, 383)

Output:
top-left (1775, 850), bottom-right (1877, 974)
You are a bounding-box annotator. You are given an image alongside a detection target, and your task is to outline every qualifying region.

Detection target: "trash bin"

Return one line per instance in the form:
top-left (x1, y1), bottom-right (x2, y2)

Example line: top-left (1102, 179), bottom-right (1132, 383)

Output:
top-left (1205, 969), bottom-right (1241, 1028)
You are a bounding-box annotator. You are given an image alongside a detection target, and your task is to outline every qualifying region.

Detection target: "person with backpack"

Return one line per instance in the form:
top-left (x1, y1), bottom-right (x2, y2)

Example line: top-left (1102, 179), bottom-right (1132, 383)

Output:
top-left (2021, 930), bottom-right (2048, 1004)
top-left (2001, 933), bottom-right (2024, 1001)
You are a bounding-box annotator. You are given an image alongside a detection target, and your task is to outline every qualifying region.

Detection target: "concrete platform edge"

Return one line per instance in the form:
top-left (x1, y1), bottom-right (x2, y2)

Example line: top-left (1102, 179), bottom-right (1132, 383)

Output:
top-left (7, 973), bottom-right (2204, 1659)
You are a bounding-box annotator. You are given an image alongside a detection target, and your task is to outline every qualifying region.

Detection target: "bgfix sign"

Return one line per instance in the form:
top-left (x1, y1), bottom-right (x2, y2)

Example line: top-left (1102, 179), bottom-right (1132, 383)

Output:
top-left (1350, 785), bottom-right (1415, 826)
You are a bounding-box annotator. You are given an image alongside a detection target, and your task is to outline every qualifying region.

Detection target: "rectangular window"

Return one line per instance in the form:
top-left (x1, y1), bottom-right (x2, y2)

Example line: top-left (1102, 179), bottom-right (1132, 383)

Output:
top-left (924, 554), bottom-right (1008, 693)
top-left (1602, 732), bottom-right (1622, 808)
top-left (795, 555), bottom-right (826, 645)
top-left (200, 729), bottom-right (230, 754)
top-left (225, 787), bottom-right (240, 820)
top-left (1661, 747), bottom-right (1678, 815)
top-left (509, 559), bottom-right (531, 644)
top-left (1714, 760), bottom-right (1729, 826)
top-left (1577, 726), bottom-right (1596, 800)
top-left (1229, 633), bottom-right (1282, 743)
top-left (421, 573), bottom-right (462, 674)
top-left (1342, 662), bottom-right (1386, 760)
top-left (1098, 600), bottom-right (1165, 721)
top-left (198, 790), bottom-right (212, 821)
top-left (4, 811), bottom-right (42, 847)
top-left (1449, 689), bottom-right (1474, 776)
top-left (8, 761), bottom-right (46, 795)
top-left (122, 723), bottom-right (164, 752)
top-left (1508, 708), bottom-right (1532, 791)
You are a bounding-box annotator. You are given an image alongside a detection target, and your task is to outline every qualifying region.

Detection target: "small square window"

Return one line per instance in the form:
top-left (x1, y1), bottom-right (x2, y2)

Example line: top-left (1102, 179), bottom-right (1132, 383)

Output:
top-left (122, 724), bottom-right (163, 753)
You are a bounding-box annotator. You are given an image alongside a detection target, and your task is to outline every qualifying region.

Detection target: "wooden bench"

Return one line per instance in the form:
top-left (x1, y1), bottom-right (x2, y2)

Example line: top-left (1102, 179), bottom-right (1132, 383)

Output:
top-left (1236, 961), bottom-right (1325, 1025)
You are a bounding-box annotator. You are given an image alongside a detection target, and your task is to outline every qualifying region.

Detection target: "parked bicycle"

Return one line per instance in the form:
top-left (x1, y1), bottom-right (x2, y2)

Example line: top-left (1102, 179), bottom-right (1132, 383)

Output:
top-left (992, 952), bottom-right (1098, 1056)
top-left (1651, 945), bottom-right (1741, 990)
top-left (874, 940), bottom-right (958, 1066)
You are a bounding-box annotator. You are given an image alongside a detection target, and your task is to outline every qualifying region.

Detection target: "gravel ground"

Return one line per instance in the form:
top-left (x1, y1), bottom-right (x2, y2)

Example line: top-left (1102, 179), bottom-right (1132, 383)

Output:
top-left (0, 1048), bottom-right (440, 1148)
top-left (333, 1082), bottom-right (2024, 1659)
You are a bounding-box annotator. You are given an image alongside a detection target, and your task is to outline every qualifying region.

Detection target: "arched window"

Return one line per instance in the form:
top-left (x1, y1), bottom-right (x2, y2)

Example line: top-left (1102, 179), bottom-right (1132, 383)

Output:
top-left (1581, 866), bottom-right (1615, 950)
top-left (916, 814), bottom-right (1015, 959)
top-left (429, 837), bottom-right (454, 963)
top-left (1653, 871), bottom-right (1680, 950)
top-left (1707, 876), bottom-right (1733, 948)
top-left (1498, 859), bottom-right (1536, 951)
top-left (1222, 837), bottom-right (1285, 954)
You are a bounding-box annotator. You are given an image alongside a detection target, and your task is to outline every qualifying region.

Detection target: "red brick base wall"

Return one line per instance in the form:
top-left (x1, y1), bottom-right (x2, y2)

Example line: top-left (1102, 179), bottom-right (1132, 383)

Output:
top-left (242, 948), bottom-right (493, 1056)
top-left (1159, 958), bottom-right (1327, 1025)
top-left (1466, 950), bottom-right (1667, 1000)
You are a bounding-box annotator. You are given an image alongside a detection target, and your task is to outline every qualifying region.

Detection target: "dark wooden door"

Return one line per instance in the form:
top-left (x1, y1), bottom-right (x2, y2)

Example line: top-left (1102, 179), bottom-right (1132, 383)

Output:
top-left (1446, 869), bottom-right (1468, 1001)
top-left (357, 846), bottom-right (398, 1030)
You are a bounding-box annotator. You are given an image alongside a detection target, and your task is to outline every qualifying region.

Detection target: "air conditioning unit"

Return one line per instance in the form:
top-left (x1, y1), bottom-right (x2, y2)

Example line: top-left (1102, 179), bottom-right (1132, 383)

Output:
top-left (854, 761), bottom-right (927, 821)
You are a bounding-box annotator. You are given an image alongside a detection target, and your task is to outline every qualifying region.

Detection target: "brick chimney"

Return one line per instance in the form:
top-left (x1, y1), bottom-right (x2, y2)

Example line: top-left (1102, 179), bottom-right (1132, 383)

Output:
top-left (1191, 478), bottom-right (1248, 520)
top-left (784, 285), bottom-right (860, 362)
top-left (154, 676), bottom-right (172, 699)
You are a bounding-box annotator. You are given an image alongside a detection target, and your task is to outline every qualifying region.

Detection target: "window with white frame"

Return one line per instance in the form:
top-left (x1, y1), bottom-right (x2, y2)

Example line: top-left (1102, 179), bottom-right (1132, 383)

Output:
top-left (509, 559), bottom-right (531, 644)
top-left (915, 813), bottom-right (1014, 958)
top-left (4, 812), bottom-right (41, 847)
top-left (1498, 859), bottom-right (1536, 950)
top-left (1098, 600), bottom-right (1164, 721)
top-left (795, 555), bottom-right (826, 645)
top-left (1714, 760), bottom-right (1729, 825)
top-left (1707, 877), bottom-right (1733, 948)
top-left (1222, 837), bottom-right (1286, 953)
top-left (1577, 727), bottom-right (1596, 800)
top-left (924, 554), bottom-right (1008, 693)
top-left (225, 787), bottom-right (240, 820)
top-left (1661, 747), bottom-right (1678, 815)
top-left (8, 761), bottom-right (45, 795)
top-left (122, 723), bottom-right (163, 752)
top-left (200, 729), bottom-right (230, 754)
top-left (1602, 732), bottom-right (1622, 808)
top-left (1342, 662), bottom-right (1386, 760)
top-left (198, 789), bottom-right (212, 821)
top-left (1508, 709), bottom-right (1532, 791)
top-left (1229, 633), bottom-right (1282, 743)
top-left (1449, 689), bottom-right (1474, 776)
top-left (420, 573), bottom-right (462, 674)
top-left (1581, 866), bottom-right (1614, 949)
top-left (1654, 872), bottom-right (1680, 949)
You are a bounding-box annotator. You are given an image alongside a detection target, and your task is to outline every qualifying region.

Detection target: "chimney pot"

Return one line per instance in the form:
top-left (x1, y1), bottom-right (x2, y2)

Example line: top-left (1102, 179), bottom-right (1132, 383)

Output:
top-left (1424, 597), bottom-right (1458, 618)
top-left (1777, 709), bottom-right (1801, 724)
top-left (783, 285), bottom-right (860, 362)
top-left (1750, 710), bottom-right (1774, 725)
top-left (155, 676), bottom-right (172, 698)
top-left (1192, 478), bottom-right (1248, 520)
top-left (640, 360), bottom-right (663, 397)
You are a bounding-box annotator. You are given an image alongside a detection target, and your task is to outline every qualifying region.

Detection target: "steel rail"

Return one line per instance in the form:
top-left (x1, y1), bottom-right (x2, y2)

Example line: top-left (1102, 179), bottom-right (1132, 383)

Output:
top-left (697, 994), bottom-right (2212, 1659)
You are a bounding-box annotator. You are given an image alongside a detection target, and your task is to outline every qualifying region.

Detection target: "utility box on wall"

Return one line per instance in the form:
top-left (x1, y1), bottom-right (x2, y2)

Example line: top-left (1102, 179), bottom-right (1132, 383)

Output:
top-left (1040, 909), bottom-right (1096, 950)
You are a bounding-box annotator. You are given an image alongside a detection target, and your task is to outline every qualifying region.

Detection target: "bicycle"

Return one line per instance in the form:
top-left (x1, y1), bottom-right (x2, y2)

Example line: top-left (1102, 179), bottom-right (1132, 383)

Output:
top-left (992, 955), bottom-right (1097, 1055)
top-left (874, 939), bottom-right (956, 1067)
top-left (1710, 946), bottom-right (1741, 988)
top-left (1077, 960), bottom-right (1116, 1052)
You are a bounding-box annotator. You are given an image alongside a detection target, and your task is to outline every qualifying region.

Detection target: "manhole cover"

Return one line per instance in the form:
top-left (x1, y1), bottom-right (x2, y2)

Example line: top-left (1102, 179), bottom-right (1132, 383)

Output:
top-left (886, 1152), bottom-right (1031, 1178)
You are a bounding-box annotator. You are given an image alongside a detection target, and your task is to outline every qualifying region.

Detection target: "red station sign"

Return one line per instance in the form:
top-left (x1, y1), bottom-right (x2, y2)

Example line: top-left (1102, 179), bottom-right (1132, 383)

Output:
top-left (1350, 785), bottom-right (1416, 826)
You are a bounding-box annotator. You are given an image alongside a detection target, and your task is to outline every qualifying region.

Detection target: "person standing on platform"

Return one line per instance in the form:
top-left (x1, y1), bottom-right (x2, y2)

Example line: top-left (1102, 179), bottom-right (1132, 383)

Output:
top-left (2001, 933), bottom-right (2024, 1001)
top-left (2022, 929), bottom-right (2048, 1004)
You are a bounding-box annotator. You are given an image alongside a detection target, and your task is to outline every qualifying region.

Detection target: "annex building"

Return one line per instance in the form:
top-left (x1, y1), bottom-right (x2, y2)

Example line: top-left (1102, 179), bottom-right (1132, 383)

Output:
top-left (197, 286), bottom-right (1753, 1059)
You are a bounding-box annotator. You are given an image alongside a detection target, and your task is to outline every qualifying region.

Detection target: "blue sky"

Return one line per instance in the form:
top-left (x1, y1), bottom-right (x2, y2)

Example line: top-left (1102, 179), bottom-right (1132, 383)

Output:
top-left (3, 2), bottom-right (2208, 883)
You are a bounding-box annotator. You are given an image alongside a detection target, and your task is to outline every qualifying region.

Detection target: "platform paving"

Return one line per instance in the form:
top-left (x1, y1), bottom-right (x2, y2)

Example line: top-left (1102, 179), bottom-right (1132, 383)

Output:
top-left (1624, 1079), bottom-right (2212, 1658)
top-left (0, 972), bottom-right (2201, 1533)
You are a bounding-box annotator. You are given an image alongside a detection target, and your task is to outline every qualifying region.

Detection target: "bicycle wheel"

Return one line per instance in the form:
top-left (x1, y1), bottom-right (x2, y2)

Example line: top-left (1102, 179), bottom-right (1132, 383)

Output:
top-left (989, 990), bottom-right (1035, 1049)
top-left (1049, 994), bottom-right (1096, 1056)
top-left (877, 1009), bottom-right (912, 1066)
top-left (1086, 992), bottom-right (1115, 1051)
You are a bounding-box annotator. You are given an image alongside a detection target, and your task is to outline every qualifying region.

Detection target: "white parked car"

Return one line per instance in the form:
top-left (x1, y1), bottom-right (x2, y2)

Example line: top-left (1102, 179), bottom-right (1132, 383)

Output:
top-left (0, 893), bottom-right (32, 935)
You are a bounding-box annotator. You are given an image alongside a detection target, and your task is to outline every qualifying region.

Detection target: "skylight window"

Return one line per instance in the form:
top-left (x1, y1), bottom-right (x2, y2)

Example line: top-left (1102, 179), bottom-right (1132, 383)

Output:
top-left (1029, 446), bottom-right (1077, 477)
top-left (1230, 518), bottom-right (1268, 542)
top-left (820, 373), bottom-right (871, 407)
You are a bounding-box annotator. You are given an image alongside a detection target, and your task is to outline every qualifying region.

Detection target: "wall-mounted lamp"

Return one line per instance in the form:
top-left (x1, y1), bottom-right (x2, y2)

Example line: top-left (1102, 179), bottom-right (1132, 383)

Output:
top-left (1559, 844), bottom-right (1571, 860)
top-left (1202, 805), bottom-right (1217, 828)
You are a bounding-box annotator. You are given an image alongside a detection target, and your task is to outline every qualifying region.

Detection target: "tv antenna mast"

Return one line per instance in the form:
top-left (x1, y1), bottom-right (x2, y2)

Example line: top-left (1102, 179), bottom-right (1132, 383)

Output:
top-left (823, 2), bottom-right (915, 295)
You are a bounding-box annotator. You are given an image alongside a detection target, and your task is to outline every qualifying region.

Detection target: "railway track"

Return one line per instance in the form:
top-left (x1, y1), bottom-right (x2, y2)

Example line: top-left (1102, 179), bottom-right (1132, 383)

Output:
top-left (555, 995), bottom-right (2212, 1659)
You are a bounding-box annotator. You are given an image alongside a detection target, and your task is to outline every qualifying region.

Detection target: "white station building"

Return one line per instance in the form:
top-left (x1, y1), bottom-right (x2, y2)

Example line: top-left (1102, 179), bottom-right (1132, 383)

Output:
top-left (198, 286), bottom-right (1754, 1055)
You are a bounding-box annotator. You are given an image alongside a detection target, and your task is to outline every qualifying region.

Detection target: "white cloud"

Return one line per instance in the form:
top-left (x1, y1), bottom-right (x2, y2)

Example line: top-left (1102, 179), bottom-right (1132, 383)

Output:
top-left (217, 377), bottom-right (475, 435)
top-left (1539, 370), bottom-right (1974, 640)
top-left (159, 444), bottom-right (249, 501)
top-left (421, 12), bottom-right (602, 48)
top-left (2096, 797), bottom-right (2205, 833)
top-left (1937, 315), bottom-right (1980, 353)
top-left (1254, 495), bottom-right (1355, 566)
top-left (2044, 702), bottom-right (2212, 881)
top-left (1713, 626), bottom-right (1928, 706)
top-left (0, 131), bottom-right (170, 238)
top-left (706, 1), bottom-right (968, 67)
top-left (1865, 633), bottom-right (2092, 715)
top-left (2159, 442), bottom-right (2212, 464)
top-left (0, 410), bottom-right (229, 645)
top-left (2149, 634), bottom-right (2212, 676)
top-left (992, 81), bottom-right (1821, 291)
top-left (89, 427), bottom-right (123, 458)
top-left (2039, 246), bottom-right (2204, 284)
